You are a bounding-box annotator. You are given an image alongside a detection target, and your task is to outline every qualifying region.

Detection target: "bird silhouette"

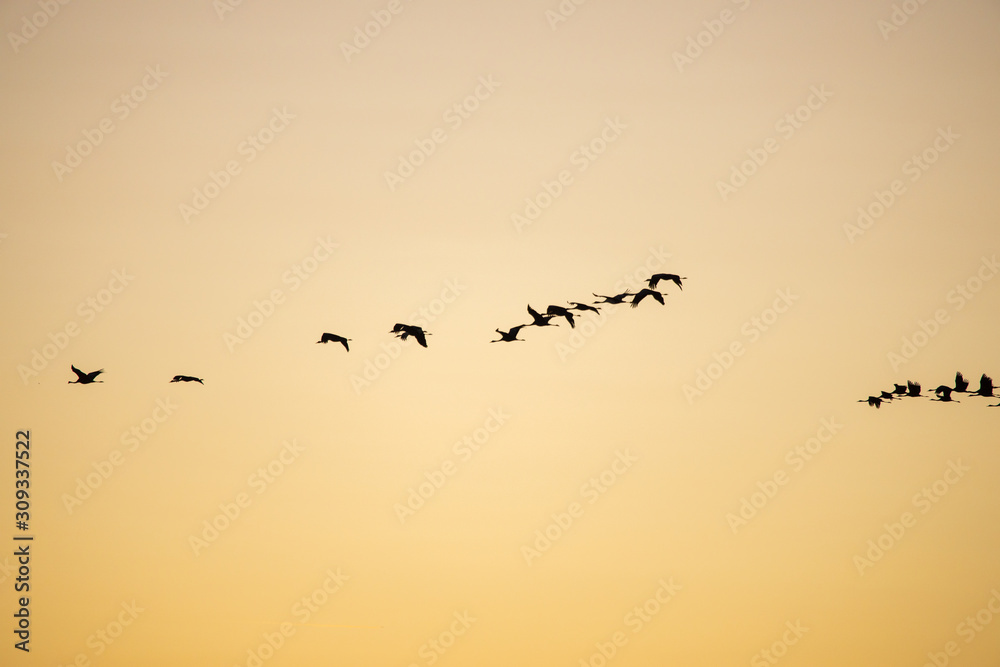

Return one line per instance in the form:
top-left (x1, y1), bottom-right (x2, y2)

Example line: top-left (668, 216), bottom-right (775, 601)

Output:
top-left (545, 305), bottom-right (576, 328)
top-left (491, 325), bottom-right (526, 343)
top-left (526, 305), bottom-right (558, 327)
top-left (170, 375), bottom-right (204, 384)
top-left (932, 385), bottom-right (958, 402)
top-left (567, 301), bottom-right (601, 314)
top-left (972, 373), bottom-right (995, 397)
top-left (592, 291), bottom-right (633, 305)
top-left (317, 332), bottom-right (351, 351)
top-left (69, 365), bottom-right (103, 384)
top-left (859, 396), bottom-right (883, 409)
top-left (647, 273), bottom-right (686, 290)
top-left (906, 380), bottom-right (922, 397)
top-left (879, 390), bottom-right (895, 401)
top-left (892, 383), bottom-right (908, 396)
top-left (390, 323), bottom-right (430, 348)
top-left (630, 289), bottom-right (665, 308)
top-left (954, 371), bottom-right (970, 392)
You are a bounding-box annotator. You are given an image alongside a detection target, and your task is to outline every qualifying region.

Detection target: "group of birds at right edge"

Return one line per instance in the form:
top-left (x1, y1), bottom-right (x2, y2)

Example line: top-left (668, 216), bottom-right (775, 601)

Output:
top-left (859, 372), bottom-right (999, 408)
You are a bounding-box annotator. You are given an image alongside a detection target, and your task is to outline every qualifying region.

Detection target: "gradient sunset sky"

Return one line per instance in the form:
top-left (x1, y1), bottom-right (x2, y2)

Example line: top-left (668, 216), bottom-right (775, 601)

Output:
top-left (2, 1), bottom-right (1000, 665)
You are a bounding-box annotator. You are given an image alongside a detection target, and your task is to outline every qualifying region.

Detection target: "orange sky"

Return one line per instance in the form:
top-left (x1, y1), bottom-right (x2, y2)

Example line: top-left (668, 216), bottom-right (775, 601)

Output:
top-left (2, 0), bottom-right (999, 665)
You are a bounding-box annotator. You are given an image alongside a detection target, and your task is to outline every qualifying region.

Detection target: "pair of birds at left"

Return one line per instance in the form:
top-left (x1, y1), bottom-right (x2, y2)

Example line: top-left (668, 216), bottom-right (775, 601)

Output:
top-left (68, 366), bottom-right (203, 385)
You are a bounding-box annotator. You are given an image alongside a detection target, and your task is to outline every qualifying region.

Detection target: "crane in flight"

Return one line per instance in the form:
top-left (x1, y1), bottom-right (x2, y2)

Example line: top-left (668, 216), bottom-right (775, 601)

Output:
top-left (170, 375), bottom-right (204, 384)
top-left (317, 333), bottom-right (351, 351)
top-left (630, 289), bottom-right (665, 308)
top-left (905, 381), bottom-right (922, 397)
top-left (647, 273), bottom-right (686, 291)
top-left (972, 373), bottom-right (995, 397)
top-left (545, 305), bottom-right (576, 328)
top-left (69, 365), bottom-right (104, 384)
top-left (858, 395), bottom-right (884, 409)
top-left (954, 371), bottom-right (970, 392)
top-left (932, 385), bottom-right (958, 402)
top-left (526, 305), bottom-right (558, 327)
top-left (593, 291), bottom-right (633, 305)
top-left (491, 325), bottom-right (526, 343)
top-left (567, 301), bottom-right (601, 314)
top-left (390, 323), bottom-right (430, 348)
top-left (891, 383), bottom-right (908, 396)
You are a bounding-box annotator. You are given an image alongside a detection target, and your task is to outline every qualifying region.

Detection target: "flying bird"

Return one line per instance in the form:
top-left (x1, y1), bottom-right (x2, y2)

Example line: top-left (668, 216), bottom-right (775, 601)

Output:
top-left (630, 289), bottom-right (665, 308)
top-left (545, 305), bottom-right (576, 328)
top-left (647, 273), bottom-right (686, 290)
top-left (932, 385), bottom-right (957, 402)
top-left (567, 301), bottom-right (601, 314)
top-left (390, 323), bottom-right (430, 348)
top-left (906, 381), bottom-right (922, 397)
top-left (491, 325), bottom-right (526, 343)
top-left (973, 373), bottom-right (995, 397)
top-left (879, 391), bottom-right (895, 401)
top-left (954, 371), bottom-right (969, 392)
top-left (68, 365), bottom-right (104, 384)
top-left (593, 291), bottom-right (633, 305)
top-left (170, 375), bottom-right (204, 384)
top-left (892, 383), bottom-right (908, 395)
top-left (526, 305), bottom-right (558, 327)
top-left (859, 396), bottom-right (883, 409)
top-left (317, 333), bottom-right (351, 351)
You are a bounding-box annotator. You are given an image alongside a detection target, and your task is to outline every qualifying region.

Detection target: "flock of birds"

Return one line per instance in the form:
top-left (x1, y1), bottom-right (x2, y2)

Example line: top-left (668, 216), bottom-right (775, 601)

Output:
top-left (64, 273), bottom-right (687, 385)
top-left (859, 372), bottom-right (999, 408)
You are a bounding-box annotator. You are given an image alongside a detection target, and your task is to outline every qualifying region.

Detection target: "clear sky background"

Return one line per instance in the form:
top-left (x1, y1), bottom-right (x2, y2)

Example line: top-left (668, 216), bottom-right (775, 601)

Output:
top-left (2, 0), bottom-right (999, 665)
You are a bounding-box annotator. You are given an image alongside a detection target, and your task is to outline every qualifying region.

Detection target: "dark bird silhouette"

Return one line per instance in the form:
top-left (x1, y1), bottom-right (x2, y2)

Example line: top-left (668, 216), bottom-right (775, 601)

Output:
top-left (390, 323), bottom-right (430, 348)
top-left (568, 301), bottom-right (601, 314)
top-left (932, 385), bottom-right (958, 402)
top-left (954, 371), bottom-right (970, 392)
top-left (879, 390), bottom-right (895, 401)
top-left (647, 273), bottom-right (686, 290)
top-left (317, 332), bottom-right (351, 351)
top-left (973, 374), bottom-right (995, 397)
top-left (593, 291), bottom-right (633, 305)
top-left (526, 305), bottom-right (558, 327)
top-left (491, 325), bottom-right (526, 343)
top-left (906, 381), bottom-right (922, 397)
top-left (859, 396), bottom-right (883, 409)
top-left (892, 383), bottom-right (908, 396)
top-left (545, 305), bottom-right (576, 328)
top-left (69, 365), bottom-right (103, 384)
top-left (170, 375), bottom-right (204, 384)
top-left (630, 289), bottom-right (665, 308)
